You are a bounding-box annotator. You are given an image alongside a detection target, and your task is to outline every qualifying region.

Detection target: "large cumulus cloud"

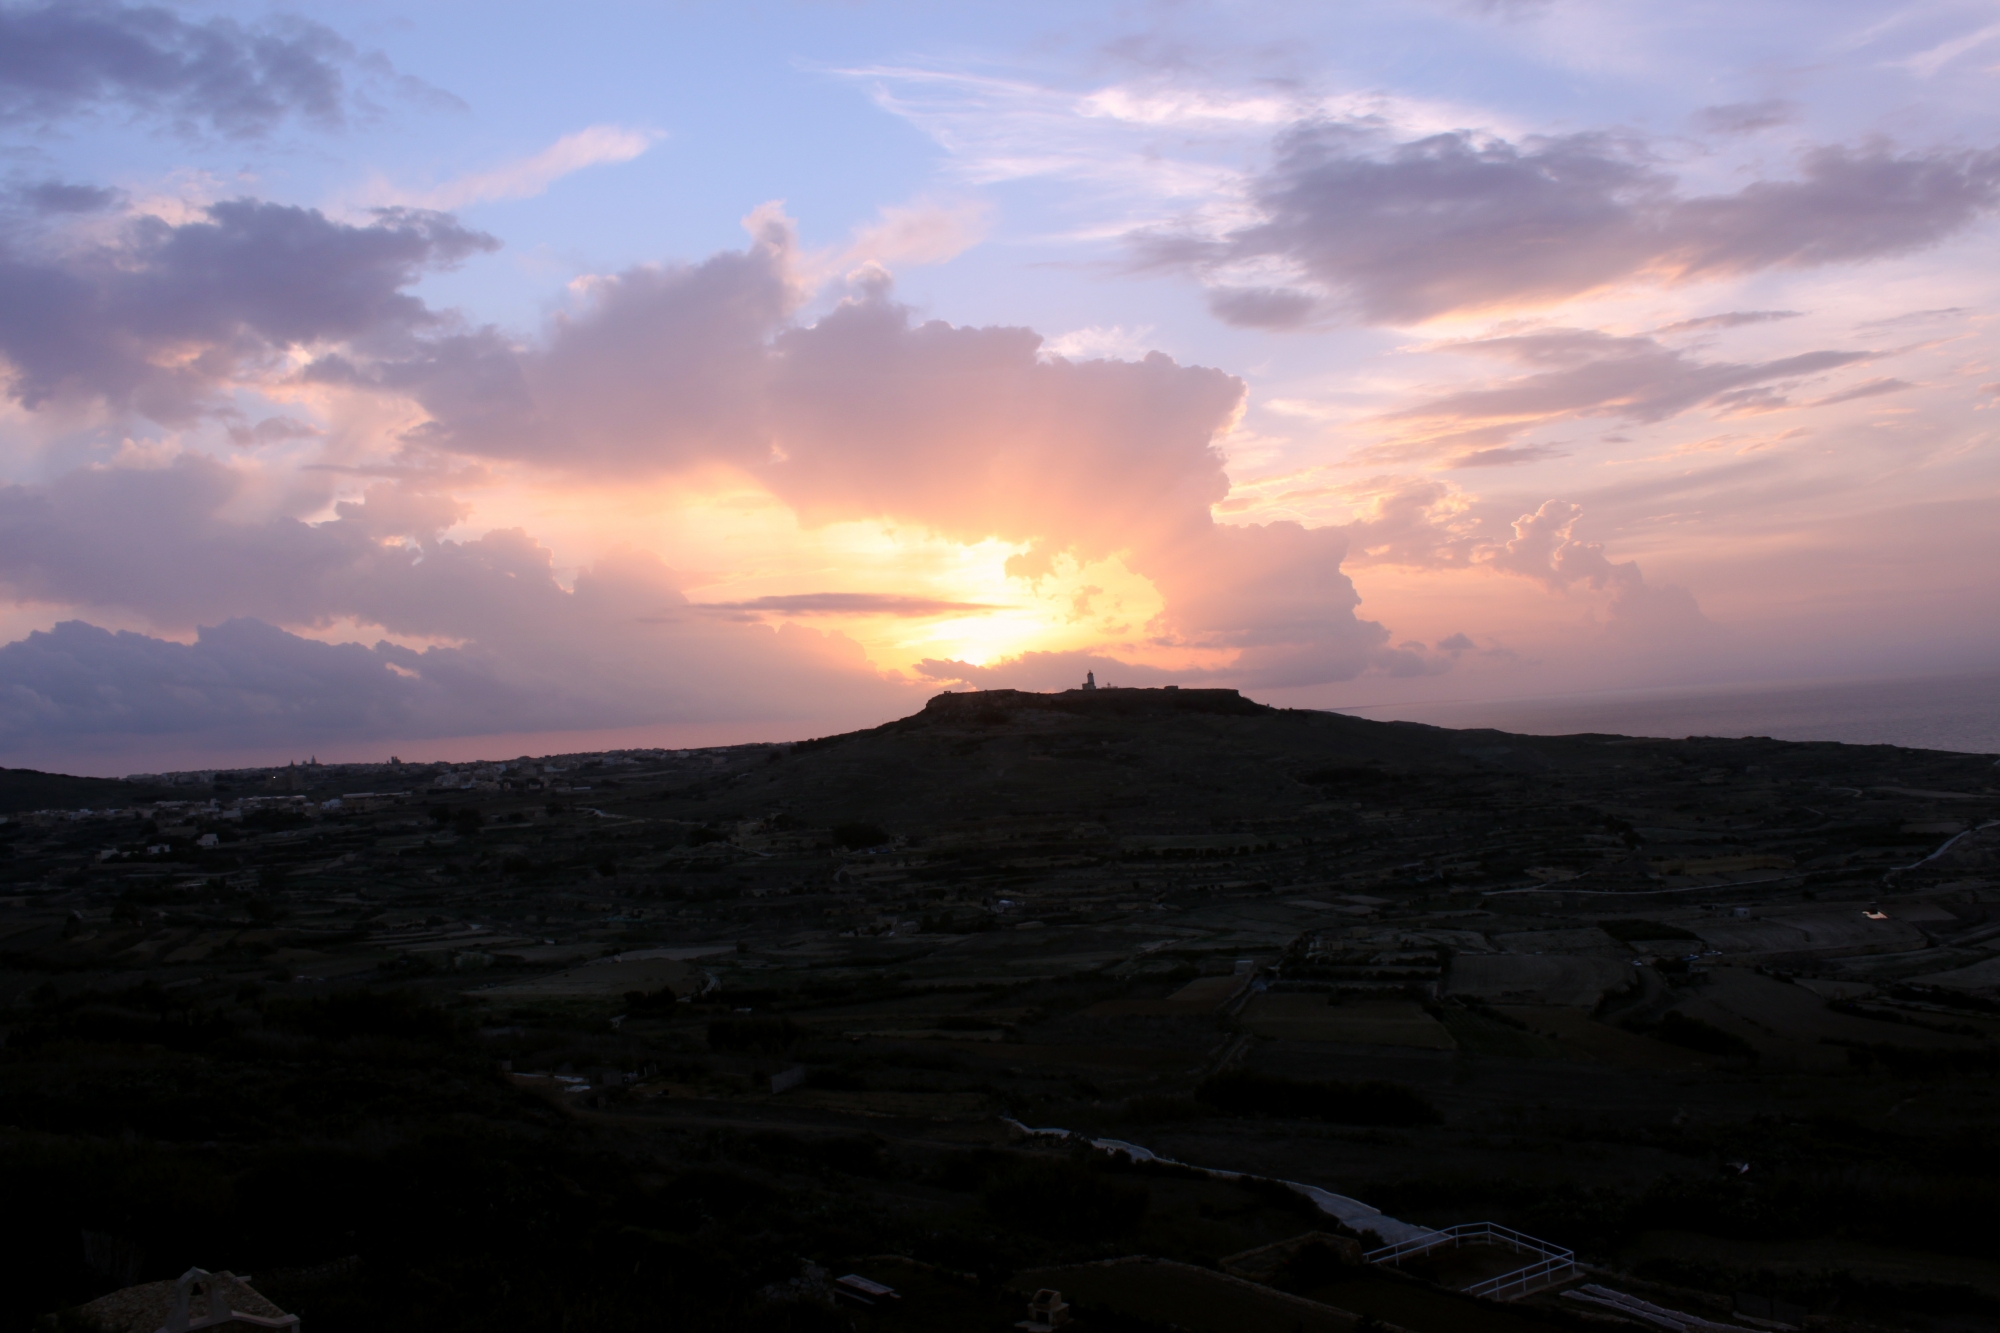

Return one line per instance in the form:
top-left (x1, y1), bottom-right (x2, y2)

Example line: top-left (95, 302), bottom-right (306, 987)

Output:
top-left (364, 223), bottom-right (1414, 690)
top-left (0, 200), bottom-right (1683, 757)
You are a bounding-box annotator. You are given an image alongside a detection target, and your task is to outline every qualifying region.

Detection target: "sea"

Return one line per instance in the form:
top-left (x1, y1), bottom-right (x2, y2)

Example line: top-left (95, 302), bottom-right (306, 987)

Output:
top-left (1332, 670), bottom-right (2000, 756)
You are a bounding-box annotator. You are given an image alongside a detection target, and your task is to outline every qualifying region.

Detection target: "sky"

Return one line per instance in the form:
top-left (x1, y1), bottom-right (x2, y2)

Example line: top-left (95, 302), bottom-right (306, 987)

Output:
top-left (0, 0), bottom-right (1997, 775)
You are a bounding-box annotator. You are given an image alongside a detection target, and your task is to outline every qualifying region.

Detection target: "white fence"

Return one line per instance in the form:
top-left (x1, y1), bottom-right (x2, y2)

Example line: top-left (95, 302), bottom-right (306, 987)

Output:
top-left (1364, 1221), bottom-right (1577, 1301)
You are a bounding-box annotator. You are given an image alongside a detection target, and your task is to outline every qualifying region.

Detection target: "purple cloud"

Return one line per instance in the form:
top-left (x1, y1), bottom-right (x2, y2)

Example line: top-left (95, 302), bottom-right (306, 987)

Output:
top-left (0, 1), bottom-right (398, 137)
top-left (1693, 100), bottom-right (1798, 135)
top-left (1371, 327), bottom-right (1877, 463)
top-left (698, 593), bottom-right (1004, 616)
top-left (0, 466), bottom-right (917, 752)
top-left (1655, 310), bottom-right (1803, 335)
top-left (1139, 126), bottom-right (2000, 325)
top-left (13, 179), bottom-right (119, 214)
top-left (0, 199), bottom-right (494, 421)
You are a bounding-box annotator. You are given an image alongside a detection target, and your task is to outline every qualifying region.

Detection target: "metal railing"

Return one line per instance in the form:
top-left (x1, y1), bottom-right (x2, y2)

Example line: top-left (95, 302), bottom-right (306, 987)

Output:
top-left (1463, 1250), bottom-right (1577, 1300)
top-left (1363, 1228), bottom-right (1456, 1265)
top-left (1364, 1221), bottom-right (1577, 1302)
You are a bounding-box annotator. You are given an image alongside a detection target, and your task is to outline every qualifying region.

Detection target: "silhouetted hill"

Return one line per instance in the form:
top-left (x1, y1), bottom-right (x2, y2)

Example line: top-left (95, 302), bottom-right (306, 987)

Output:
top-left (0, 767), bottom-right (178, 814)
top-left (656, 684), bottom-right (1998, 852)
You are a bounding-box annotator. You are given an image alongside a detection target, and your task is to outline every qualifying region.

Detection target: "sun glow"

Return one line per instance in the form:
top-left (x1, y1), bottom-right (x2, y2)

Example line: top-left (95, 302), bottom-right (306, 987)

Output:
top-left (695, 536), bottom-right (1171, 677)
top-left (447, 470), bottom-right (1172, 678)
top-left (840, 543), bottom-right (1169, 675)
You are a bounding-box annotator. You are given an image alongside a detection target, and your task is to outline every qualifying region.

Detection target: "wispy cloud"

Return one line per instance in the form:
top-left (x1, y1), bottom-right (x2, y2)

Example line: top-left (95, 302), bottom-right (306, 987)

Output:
top-left (1655, 310), bottom-right (1804, 335)
top-left (698, 592), bottom-right (1005, 617)
top-left (1691, 99), bottom-right (1798, 134)
top-left (404, 124), bottom-right (660, 210)
top-left (835, 59), bottom-right (1506, 242)
top-left (1359, 327), bottom-right (1882, 464)
top-left (843, 197), bottom-right (989, 267)
top-left (1808, 376), bottom-right (1916, 407)
top-left (1896, 18), bottom-right (2000, 77)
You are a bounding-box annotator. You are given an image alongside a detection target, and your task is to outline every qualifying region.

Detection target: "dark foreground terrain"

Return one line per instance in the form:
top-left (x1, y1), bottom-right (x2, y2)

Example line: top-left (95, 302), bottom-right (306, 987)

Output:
top-left (5, 686), bottom-right (1999, 1332)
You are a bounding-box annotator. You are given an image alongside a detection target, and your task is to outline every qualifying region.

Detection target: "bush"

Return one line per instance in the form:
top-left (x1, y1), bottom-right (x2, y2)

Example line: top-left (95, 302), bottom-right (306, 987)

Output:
top-left (930, 1148), bottom-right (1008, 1193)
top-left (1651, 1011), bottom-right (1758, 1061)
top-left (263, 989), bottom-right (460, 1044)
top-left (1197, 1071), bottom-right (1440, 1126)
top-left (982, 1156), bottom-right (1148, 1240)
top-left (801, 1068), bottom-right (866, 1091)
top-left (1298, 766), bottom-right (1388, 790)
top-left (707, 1016), bottom-right (801, 1052)
top-left (831, 822), bottom-right (891, 850)
top-left (1458, 996), bottom-right (1530, 1029)
top-left (656, 1167), bottom-right (778, 1223)
top-left (1273, 1237), bottom-right (1358, 1292)
top-left (1598, 919), bottom-right (1701, 942)
top-left (1118, 1094), bottom-right (1204, 1124)
top-left (1840, 1041), bottom-right (2000, 1078)
top-left (773, 1132), bottom-right (889, 1178)
top-left (1235, 1174), bottom-right (1325, 1221)
top-left (622, 986), bottom-right (678, 1016)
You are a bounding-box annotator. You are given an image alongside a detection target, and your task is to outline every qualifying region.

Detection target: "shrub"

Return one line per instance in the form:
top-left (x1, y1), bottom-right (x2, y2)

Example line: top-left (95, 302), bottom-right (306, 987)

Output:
top-left (622, 986), bottom-right (678, 1016)
top-left (982, 1156), bottom-right (1148, 1239)
top-left (831, 822), bottom-right (891, 850)
top-left (1651, 1011), bottom-right (1758, 1061)
top-left (1840, 1041), bottom-right (2000, 1078)
top-left (656, 1167), bottom-right (777, 1223)
top-left (1599, 919), bottom-right (1701, 942)
top-left (1197, 1071), bottom-right (1441, 1126)
top-left (1274, 1237), bottom-right (1358, 1292)
top-left (1235, 1174), bottom-right (1325, 1221)
top-left (1459, 996), bottom-right (1530, 1029)
top-left (263, 989), bottom-right (459, 1043)
top-left (1299, 766), bottom-right (1388, 789)
top-left (707, 1016), bottom-right (801, 1052)
top-left (930, 1148), bottom-right (1008, 1193)
top-left (1118, 1094), bottom-right (1204, 1124)
top-left (802, 1068), bottom-right (866, 1091)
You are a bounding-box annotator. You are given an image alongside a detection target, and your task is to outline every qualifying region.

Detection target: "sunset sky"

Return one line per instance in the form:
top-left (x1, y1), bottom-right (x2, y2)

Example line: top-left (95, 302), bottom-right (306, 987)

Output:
top-left (2, 0), bottom-right (1997, 773)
